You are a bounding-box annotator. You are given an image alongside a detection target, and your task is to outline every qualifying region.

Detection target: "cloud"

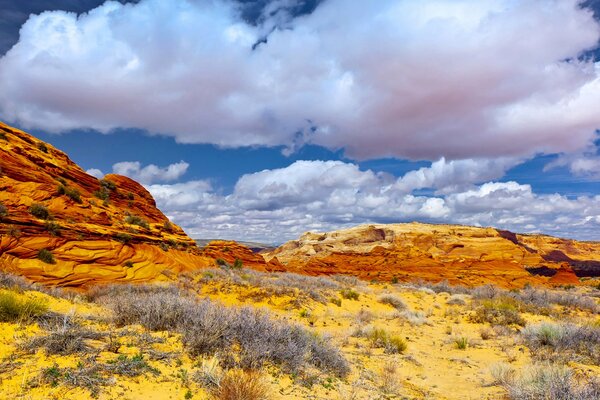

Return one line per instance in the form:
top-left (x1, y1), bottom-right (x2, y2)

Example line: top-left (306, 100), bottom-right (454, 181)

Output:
top-left (544, 140), bottom-right (600, 179)
top-left (111, 160), bottom-right (189, 184)
top-left (0, 0), bottom-right (599, 161)
top-left (143, 160), bottom-right (600, 242)
top-left (86, 168), bottom-right (104, 178)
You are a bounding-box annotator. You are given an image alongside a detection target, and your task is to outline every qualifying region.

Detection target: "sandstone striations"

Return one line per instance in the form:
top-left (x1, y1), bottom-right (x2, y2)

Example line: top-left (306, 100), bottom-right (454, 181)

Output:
top-left (264, 223), bottom-right (600, 288)
top-left (0, 121), bottom-right (272, 286)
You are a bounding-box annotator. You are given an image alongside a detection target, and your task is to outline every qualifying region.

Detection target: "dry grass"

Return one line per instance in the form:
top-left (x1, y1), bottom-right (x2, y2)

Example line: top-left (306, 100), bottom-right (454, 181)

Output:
top-left (212, 369), bottom-right (271, 400)
top-left (0, 290), bottom-right (48, 323)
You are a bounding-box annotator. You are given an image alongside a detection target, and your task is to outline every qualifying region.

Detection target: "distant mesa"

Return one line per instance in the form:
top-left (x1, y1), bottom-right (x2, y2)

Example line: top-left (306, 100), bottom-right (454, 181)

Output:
top-left (263, 223), bottom-right (600, 288)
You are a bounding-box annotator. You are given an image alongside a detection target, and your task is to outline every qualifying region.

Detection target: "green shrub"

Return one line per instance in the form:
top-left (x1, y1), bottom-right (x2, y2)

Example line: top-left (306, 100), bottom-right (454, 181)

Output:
top-left (340, 288), bottom-right (359, 300)
top-left (454, 336), bottom-right (469, 350)
top-left (115, 233), bottom-right (132, 244)
top-left (29, 203), bottom-right (50, 220)
top-left (330, 297), bottom-right (342, 307)
top-left (367, 328), bottom-right (407, 354)
top-left (37, 249), bottom-right (56, 264)
top-left (0, 202), bottom-right (7, 218)
top-left (93, 189), bottom-right (110, 200)
top-left (0, 290), bottom-right (48, 322)
top-left (216, 258), bottom-right (228, 267)
top-left (232, 259), bottom-right (243, 269)
top-left (44, 221), bottom-right (61, 236)
top-left (123, 261), bottom-right (134, 268)
top-left (125, 215), bottom-right (150, 229)
top-left (471, 297), bottom-right (525, 326)
top-left (58, 185), bottom-right (82, 203)
top-left (37, 142), bottom-right (48, 153)
top-left (100, 179), bottom-right (117, 191)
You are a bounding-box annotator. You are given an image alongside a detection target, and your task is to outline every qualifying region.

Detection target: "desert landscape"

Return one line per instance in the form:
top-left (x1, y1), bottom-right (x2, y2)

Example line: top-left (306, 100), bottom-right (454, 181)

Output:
top-left (2, 1), bottom-right (600, 399)
top-left (1, 122), bottom-right (600, 399)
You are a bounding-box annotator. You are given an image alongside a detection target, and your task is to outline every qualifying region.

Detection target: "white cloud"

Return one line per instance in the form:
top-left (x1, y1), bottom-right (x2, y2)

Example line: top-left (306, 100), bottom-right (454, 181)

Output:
top-left (143, 160), bottom-right (600, 243)
top-left (112, 160), bottom-right (189, 184)
top-left (86, 168), bottom-right (104, 178)
top-left (0, 0), bottom-right (599, 161)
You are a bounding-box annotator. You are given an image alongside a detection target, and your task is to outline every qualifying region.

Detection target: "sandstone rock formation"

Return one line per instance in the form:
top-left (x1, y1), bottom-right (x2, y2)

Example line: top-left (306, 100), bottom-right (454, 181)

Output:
top-left (0, 121), bottom-right (272, 286)
top-left (264, 223), bottom-right (600, 288)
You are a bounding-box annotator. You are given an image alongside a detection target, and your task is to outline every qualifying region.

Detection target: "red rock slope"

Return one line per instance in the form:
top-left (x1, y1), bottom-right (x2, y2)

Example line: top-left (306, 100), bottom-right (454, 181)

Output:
top-left (0, 121), bottom-right (271, 286)
top-left (264, 223), bottom-right (600, 288)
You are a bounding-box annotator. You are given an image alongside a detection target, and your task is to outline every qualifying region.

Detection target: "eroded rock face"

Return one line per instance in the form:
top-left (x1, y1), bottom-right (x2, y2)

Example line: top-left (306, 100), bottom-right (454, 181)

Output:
top-left (0, 122), bottom-right (219, 286)
top-left (264, 223), bottom-right (600, 288)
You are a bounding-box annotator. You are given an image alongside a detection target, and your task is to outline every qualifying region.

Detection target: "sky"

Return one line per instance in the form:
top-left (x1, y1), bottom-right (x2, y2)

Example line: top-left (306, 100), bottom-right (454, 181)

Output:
top-left (1, 0), bottom-right (600, 243)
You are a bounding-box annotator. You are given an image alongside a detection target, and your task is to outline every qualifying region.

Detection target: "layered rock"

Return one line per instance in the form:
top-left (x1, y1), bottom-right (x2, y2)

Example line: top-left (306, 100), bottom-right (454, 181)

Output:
top-left (0, 121), bottom-right (272, 286)
top-left (264, 223), bottom-right (600, 288)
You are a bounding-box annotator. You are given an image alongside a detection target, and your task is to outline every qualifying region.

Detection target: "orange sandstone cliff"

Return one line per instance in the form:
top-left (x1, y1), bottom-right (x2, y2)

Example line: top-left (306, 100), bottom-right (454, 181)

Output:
top-left (0, 121), bottom-right (273, 286)
top-left (264, 223), bottom-right (600, 288)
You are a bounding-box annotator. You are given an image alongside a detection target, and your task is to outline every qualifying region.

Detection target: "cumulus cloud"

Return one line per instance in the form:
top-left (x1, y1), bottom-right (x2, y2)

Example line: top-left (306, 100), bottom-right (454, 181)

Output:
top-left (86, 168), bottom-right (104, 178)
top-left (143, 160), bottom-right (600, 243)
top-left (1, 0), bottom-right (600, 161)
top-left (544, 141), bottom-right (600, 179)
top-left (111, 160), bottom-right (189, 184)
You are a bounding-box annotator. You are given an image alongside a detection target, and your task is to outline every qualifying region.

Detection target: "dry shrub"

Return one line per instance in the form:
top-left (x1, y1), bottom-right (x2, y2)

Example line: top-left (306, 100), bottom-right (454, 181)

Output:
top-left (470, 297), bottom-right (526, 326)
top-left (521, 322), bottom-right (600, 365)
top-left (100, 287), bottom-right (350, 377)
top-left (491, 363), bottom-right (600, 400)
top-left (213, 369), bottom-right (270, 400)
top-left (23, 316), bottom-right (104, 355)
top-left (378, 294), bottom-right (407, 310)
top-left (0, 290), bottom-right (48, 323)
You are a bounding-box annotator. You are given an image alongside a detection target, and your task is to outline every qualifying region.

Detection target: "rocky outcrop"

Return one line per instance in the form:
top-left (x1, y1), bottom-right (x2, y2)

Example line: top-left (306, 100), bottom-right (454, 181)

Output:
top-left (0, 121), bottom-right (276, 286)
top-left (264, 223), bottom-right (600, 288)
top-left (200, 240), bottom-right (285, 272)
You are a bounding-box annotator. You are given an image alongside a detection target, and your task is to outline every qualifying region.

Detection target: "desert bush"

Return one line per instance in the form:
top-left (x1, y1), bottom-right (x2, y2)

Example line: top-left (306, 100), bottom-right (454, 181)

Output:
top-left (37, 249), bottom-right (56, 264)
top-left (104, 353), bottom-right (160, 377)
top-left (0, 290), bottom-right (48, 322)
top-left (454, 336), bottom-right (469, 350)
top-left (125, 215), bottom-right (150, 229)
top-left (521, 322), bottom-right (600, 365)
top-left (367, 328), bottom-right (407, 354)
top-left (93, 189), bottom-right (110, 200)
top-left (447, 295), bottom-right (467, 306)
top-left (479, 326), bottom-right (495, 340)
top-left (355, 309), bottom-right (375, 325)
top-left (44, 221), bottom-right (61, 236)
top-left (23, 317), bottom-right (103, 355)
top-left (115, 233), bottom-right (132, 244)
top-left (29, 203), bottom-right (50, 219)
top-left (341, 288), bottom-right (359, 300)
top-left (421, 280), bottom-right (470, 295)
top-left (491, 363), bottom-right (600, 400)
top-left (57, 185), bottom-right (82, 203)
top-left (0, 272), bottom-right (32, 291)
top-left (213, 369), bottom-right (271, 400)
top-left (0, 202), bottom-right (7, 218)
top-left (37, 142), bottom-right (48, 153)
top-left (398, 310), bottom-right (428, 326)
top-left (32, 362), bottom-right (108, 397)
top-left (378, 294), bottom-right (407, 310)
top-left (102, 288), bottom-right (350, 377)
top-left (470, 297), bottom-right (526, 326)
top-left (379, 361), bottom-right (400, 395)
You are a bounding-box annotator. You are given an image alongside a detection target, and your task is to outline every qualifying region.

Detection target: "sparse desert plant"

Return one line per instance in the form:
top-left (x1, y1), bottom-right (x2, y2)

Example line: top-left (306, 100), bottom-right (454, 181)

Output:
top-left (379, 361), bottom-right (400, 395)
top-left (0, 202), bottom-right (7, 219)
top-left (367, 328), bottom-right (407, 354)
top-left (37, 249), bottom-right (56, 264)
top-left (7, 226), bottom-right (21, 238)
top-left (23, 317), bottom-right (103, 355)
top-left (213, 369), bottom-right (271, 400)
top-left (32, 361), bottom-right (107, 397)
top-left (232, 258), bottom-right (243, 269)
top-left (341, 288), bottom-right (359, 300)
top-left (102, 288), bottom-right (350, 377)
top-left (491, 363), bottom-right (600, 400)
top-left (479, 326), bottom-right (495, 340)
top-left (93, 188), bottom-right (110, 200)
top-left (100, 179), bottom-right (117, 191)
top-left (355, 308), bottom-right (375, 325)
top-left (194, 356), bottom-right (223, 390)
top-left (115, 233), bottom-right (132, 244)
top-left (37, 142), bottom-right (48, 153)
top-left (471, 297), bottom-right (525, 326)
top-left (378, 294), bottom-right (407, 310)
top-left (0, 290), bottom-right (48, 322)
top-left (447, 294), bottom-right (467, 306)
top-left (454, 336), bottom-right (469, 350)
top-left (0, 272), bottom-right (32, 291)
top-left (521, 322), bottom-right (600, 365)
top-left (123, 261), bottom-right (134, 268)
top-left (330, 297), bottom-right (342, 307)
top-left (57, 184), bottom-right (82, 203)
top-left (125, 215), bottom-right (150, 229)
top-left (104, 353), bottom-right (159, 377)
top-left (163, 221), bottom-right (173, 232)
top-left (44, 221), bottom-right (61, 236)
top-left (398, 310), bottom-right (428, 326)
top-left (29, 203), bottom-right (50, 219)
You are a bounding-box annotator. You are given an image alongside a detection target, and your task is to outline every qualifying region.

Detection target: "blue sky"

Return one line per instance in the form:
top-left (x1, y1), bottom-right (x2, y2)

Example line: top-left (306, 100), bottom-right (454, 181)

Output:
top-left (1, 0), bottom-right (600, 243)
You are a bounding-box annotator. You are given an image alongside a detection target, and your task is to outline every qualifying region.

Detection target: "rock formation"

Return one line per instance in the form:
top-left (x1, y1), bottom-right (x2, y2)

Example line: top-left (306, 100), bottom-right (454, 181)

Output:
top-left (264, 223), bottom-right (600, 288)
top-left (0, 121), bottom-right (272, 286)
